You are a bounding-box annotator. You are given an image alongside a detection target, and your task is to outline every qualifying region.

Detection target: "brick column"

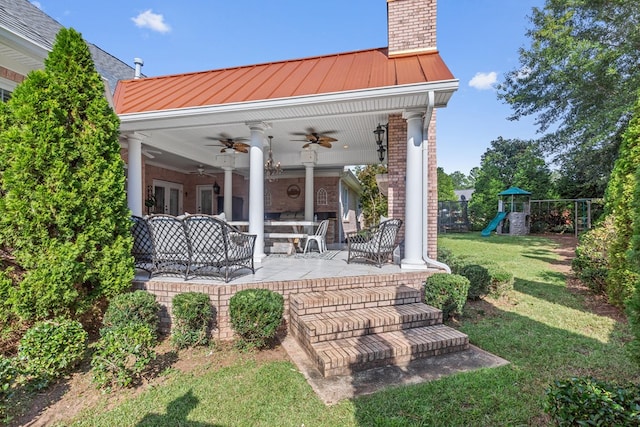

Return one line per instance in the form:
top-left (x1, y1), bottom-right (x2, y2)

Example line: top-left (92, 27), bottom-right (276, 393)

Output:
top-left (387, 114), bottom-right (406, 244)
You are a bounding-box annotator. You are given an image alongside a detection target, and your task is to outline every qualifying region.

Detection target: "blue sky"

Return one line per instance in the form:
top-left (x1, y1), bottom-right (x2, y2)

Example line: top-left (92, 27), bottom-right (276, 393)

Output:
top-left (33, 0), bottom-right (544, 176)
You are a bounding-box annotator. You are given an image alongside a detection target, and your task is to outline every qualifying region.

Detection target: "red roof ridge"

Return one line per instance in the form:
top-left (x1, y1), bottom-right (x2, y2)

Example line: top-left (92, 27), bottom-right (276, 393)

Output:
top-left (120, 46), bottom-right (443, 83)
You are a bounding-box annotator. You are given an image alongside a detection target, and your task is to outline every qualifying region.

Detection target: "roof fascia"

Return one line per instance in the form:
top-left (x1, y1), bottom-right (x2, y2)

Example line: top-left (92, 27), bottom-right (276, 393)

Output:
top-left (0, 27), bottom-right (49, 62)
top-left (118, 79), bottom-right (460, 129)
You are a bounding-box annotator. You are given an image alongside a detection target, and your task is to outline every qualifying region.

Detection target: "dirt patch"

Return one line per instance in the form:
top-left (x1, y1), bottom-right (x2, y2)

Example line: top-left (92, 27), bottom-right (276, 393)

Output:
top-left (9, 338), bottom-right (290, 427)
top-left (542, 233), bottom-right (627, 323)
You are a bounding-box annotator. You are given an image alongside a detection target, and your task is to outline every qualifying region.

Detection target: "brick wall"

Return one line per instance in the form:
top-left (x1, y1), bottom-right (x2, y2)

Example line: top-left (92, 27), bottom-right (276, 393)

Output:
top-left (143, 164), bottom-right (248, 216)
top-left (0, 66), bottom-right (25, 84)
top-left (264, 176), bottom-right (339, 215)
top-left (133, 271), bottom-right (435, 340)
top-left (387, 0), bottom-right (437, 56)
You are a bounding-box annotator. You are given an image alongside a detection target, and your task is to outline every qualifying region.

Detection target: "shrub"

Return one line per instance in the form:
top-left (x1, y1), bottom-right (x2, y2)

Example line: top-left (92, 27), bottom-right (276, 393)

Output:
top-left (572, 216), bottom-right (615, 295)
top-left (229, 288), bottom-right (284, 350)
top-left (91, 323), bottom-right (156, 390)
top-left (486, 265), bottom-right (514, 298)
top-left (171, 292), bottom-right (213, 349)
top-left (436, 247), bottom-right (467, 275)
top-left (424, 273), bottom-right (470, 320)
top-left (459, 264), bottom-right (491, 300)
top-left (0, 356), bottom-right (16, 422)
top-left (17, 318), bottom-right (87, 389)
top-left (545, 377), bottom-right (640, 426)
top-left (101, 290), bottom-right (160, 337)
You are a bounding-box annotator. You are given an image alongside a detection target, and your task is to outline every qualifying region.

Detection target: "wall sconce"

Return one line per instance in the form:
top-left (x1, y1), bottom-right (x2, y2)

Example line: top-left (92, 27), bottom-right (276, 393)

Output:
top-left (213, 181), bottom-right (221, 195)
top-left (373, 123), bottom-right (388, 163)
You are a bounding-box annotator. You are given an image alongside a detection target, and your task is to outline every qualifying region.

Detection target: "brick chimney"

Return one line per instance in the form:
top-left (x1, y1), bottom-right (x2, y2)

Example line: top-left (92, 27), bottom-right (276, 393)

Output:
top-left (387, 0), bottom-right (437, 57)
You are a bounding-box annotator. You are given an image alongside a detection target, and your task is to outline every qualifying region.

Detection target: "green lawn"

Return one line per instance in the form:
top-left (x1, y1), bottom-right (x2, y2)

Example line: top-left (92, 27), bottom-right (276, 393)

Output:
top-left (63, 233), bottom-right (639, 426)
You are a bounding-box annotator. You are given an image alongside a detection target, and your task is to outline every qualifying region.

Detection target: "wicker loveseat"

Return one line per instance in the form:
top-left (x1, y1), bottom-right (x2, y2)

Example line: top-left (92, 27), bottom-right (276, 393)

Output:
top-left (346, 218), bottom-right (403, 267)
top-left (137, 214), bottom-right (256, 282)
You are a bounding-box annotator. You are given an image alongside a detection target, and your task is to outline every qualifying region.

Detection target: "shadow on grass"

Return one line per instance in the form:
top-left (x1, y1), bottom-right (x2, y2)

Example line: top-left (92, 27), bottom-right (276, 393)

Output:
top-left (514, 277), bottom-right (597, 314)
top-left (136, 389), bottom-right (219, 427)
top-left (351, 303), bottom-right (639, 426)
top-left (442, 233), bottom-right (558, 248)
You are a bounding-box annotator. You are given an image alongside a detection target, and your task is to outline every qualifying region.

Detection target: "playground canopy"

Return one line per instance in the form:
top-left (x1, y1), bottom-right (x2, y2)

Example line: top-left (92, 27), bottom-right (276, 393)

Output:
top-left (498, 186), bottom-right (531, 196)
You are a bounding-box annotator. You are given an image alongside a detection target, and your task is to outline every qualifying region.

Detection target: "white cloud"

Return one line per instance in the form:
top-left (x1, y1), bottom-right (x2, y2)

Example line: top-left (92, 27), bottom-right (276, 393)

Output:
top-left (468, 72), bottom-right (497, 90)
top-left (132, 10), bottom-right (171, 34)
top-left (30, 1), bottom-right (42, 9)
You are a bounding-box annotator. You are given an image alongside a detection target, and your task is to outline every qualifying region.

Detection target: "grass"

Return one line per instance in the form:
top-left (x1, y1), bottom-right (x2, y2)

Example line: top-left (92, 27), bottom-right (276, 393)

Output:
top-left (50, 233), bottom-right (640, 426)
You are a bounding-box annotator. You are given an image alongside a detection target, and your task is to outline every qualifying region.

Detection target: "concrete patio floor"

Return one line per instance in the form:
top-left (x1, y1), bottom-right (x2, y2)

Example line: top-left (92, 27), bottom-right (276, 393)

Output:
top-left (135, 246), bottom-right (438, 285)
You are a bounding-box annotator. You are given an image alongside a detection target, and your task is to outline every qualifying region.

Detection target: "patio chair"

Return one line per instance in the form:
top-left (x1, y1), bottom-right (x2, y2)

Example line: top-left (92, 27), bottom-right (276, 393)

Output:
top-left (131, 215), bottom-right (154, 276)
top-left (183, 214), bottom-right (256, 282)
top-left (146, 214), bottom-right (191, 278)
top-left (303, 219), bottom-right (329, 253)
top-left (347, 218), bottom-right (403, 267)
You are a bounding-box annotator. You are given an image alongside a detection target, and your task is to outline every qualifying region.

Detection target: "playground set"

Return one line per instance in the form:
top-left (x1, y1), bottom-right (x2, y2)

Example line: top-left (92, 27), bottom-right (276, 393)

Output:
top-left (480, 186), bottom-right (599, 237)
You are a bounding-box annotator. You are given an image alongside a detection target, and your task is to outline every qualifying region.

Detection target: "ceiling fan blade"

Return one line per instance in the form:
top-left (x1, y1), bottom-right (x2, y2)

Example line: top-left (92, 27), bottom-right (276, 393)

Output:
top-left (235, 146), bottom-right (249, 153)
top-left (319, 136), bottom-right (337, 143)
top-left (302, 143), bottom-right (311, 149)
top-left (318, 140), bottom-right (332, 148)
top-left (233, 142), bottom-right (250, 148)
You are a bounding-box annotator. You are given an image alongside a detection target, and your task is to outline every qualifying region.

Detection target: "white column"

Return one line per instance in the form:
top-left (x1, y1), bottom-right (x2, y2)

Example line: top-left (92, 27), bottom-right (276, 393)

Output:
top-left (223, 167), bottom-right (233, 219)
top-left (402, 109), bottom-right (427, 269)
top-left (301, 149), bottom-right (318, 222)
top-left (126, 133), bottom-right (144, 217)
top-left (247, 122), bottom-right (268, 262)
top-left (304, 164), bottom-right (314, 221)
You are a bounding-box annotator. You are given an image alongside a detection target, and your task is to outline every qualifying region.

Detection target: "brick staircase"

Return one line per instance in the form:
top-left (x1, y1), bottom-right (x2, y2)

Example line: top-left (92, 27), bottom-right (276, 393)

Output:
top-left (289, 285), bottom-right (469, 377)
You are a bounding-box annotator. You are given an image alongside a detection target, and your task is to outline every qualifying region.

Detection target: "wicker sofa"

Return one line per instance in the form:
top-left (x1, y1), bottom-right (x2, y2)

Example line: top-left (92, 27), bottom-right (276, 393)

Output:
top-left (133, 214), bottom-right (256, 282)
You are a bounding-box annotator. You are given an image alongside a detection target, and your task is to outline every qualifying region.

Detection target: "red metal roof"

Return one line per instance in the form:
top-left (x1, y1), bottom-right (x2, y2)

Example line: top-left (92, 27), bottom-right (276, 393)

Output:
top-left (113, 48), bottom-right (454, 115)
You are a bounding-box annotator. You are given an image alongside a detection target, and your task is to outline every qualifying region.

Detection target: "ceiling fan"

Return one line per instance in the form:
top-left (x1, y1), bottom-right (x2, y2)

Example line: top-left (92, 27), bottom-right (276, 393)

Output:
top-left (142, 148), bottom-right (162, 159)
top-left (122, 147), bottom-right (162, 159)
top-left (205, 133), bottom-right (249, 153)
top-left (188, 165), bottom-right (216, 178)
top-left (291, 128), bottom-right (337, 149)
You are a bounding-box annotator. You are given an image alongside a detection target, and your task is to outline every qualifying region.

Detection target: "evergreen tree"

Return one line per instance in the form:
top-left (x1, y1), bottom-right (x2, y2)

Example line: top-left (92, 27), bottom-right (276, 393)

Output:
top-left (437, 167), bottom-right (456, 201)
top-left (468, 137), bottom-right (554, 228)
top-left (0, 28), bottom-right (133, 320)
top-left (606, 94), bottom-right (640, 308)
top-left (499, 0), bottom-right (640, 198)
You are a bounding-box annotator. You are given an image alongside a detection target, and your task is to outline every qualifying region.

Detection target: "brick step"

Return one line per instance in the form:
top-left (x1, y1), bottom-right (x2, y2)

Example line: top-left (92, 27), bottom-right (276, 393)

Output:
top-left (309, 324), bottom-right (470, 377)
top-left (289, 285), bottom-right (421, 317)
top-left (292, 303), bottom-right (442, 345)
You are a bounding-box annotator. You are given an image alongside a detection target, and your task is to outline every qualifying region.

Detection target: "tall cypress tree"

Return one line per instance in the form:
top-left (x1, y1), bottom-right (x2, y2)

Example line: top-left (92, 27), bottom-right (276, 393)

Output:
top-left (0, 28), bottom-right (133, 320)
top-left (604, 94), bottom-right (640, 308)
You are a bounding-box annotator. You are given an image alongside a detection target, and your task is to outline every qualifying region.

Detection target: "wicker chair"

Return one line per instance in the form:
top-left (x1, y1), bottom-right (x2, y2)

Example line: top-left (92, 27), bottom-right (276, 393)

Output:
top-left (131, 215), bottom-right (154, 276)
top-left (182, 214), bottom-right (256, 282)
top-left (146, 214), bottom-right (191, 278)
top-left (346, 218), bottom-right (403, 267)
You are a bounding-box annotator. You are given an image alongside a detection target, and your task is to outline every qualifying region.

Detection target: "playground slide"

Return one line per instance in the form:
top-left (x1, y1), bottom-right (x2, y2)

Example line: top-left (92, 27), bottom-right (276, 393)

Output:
top-left (481, 212), bottom-right (508, 237)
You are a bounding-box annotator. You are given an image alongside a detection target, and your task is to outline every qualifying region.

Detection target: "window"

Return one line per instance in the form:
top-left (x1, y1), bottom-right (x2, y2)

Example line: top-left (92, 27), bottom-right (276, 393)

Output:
top-left (316, 188), bottom-right (328, 205)
top-left (264, 190), bottom-right (272, 207)
top-left (0, 88), bottom-right (12, 103)
top-left (341, 184), bottom-right (349, 220)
